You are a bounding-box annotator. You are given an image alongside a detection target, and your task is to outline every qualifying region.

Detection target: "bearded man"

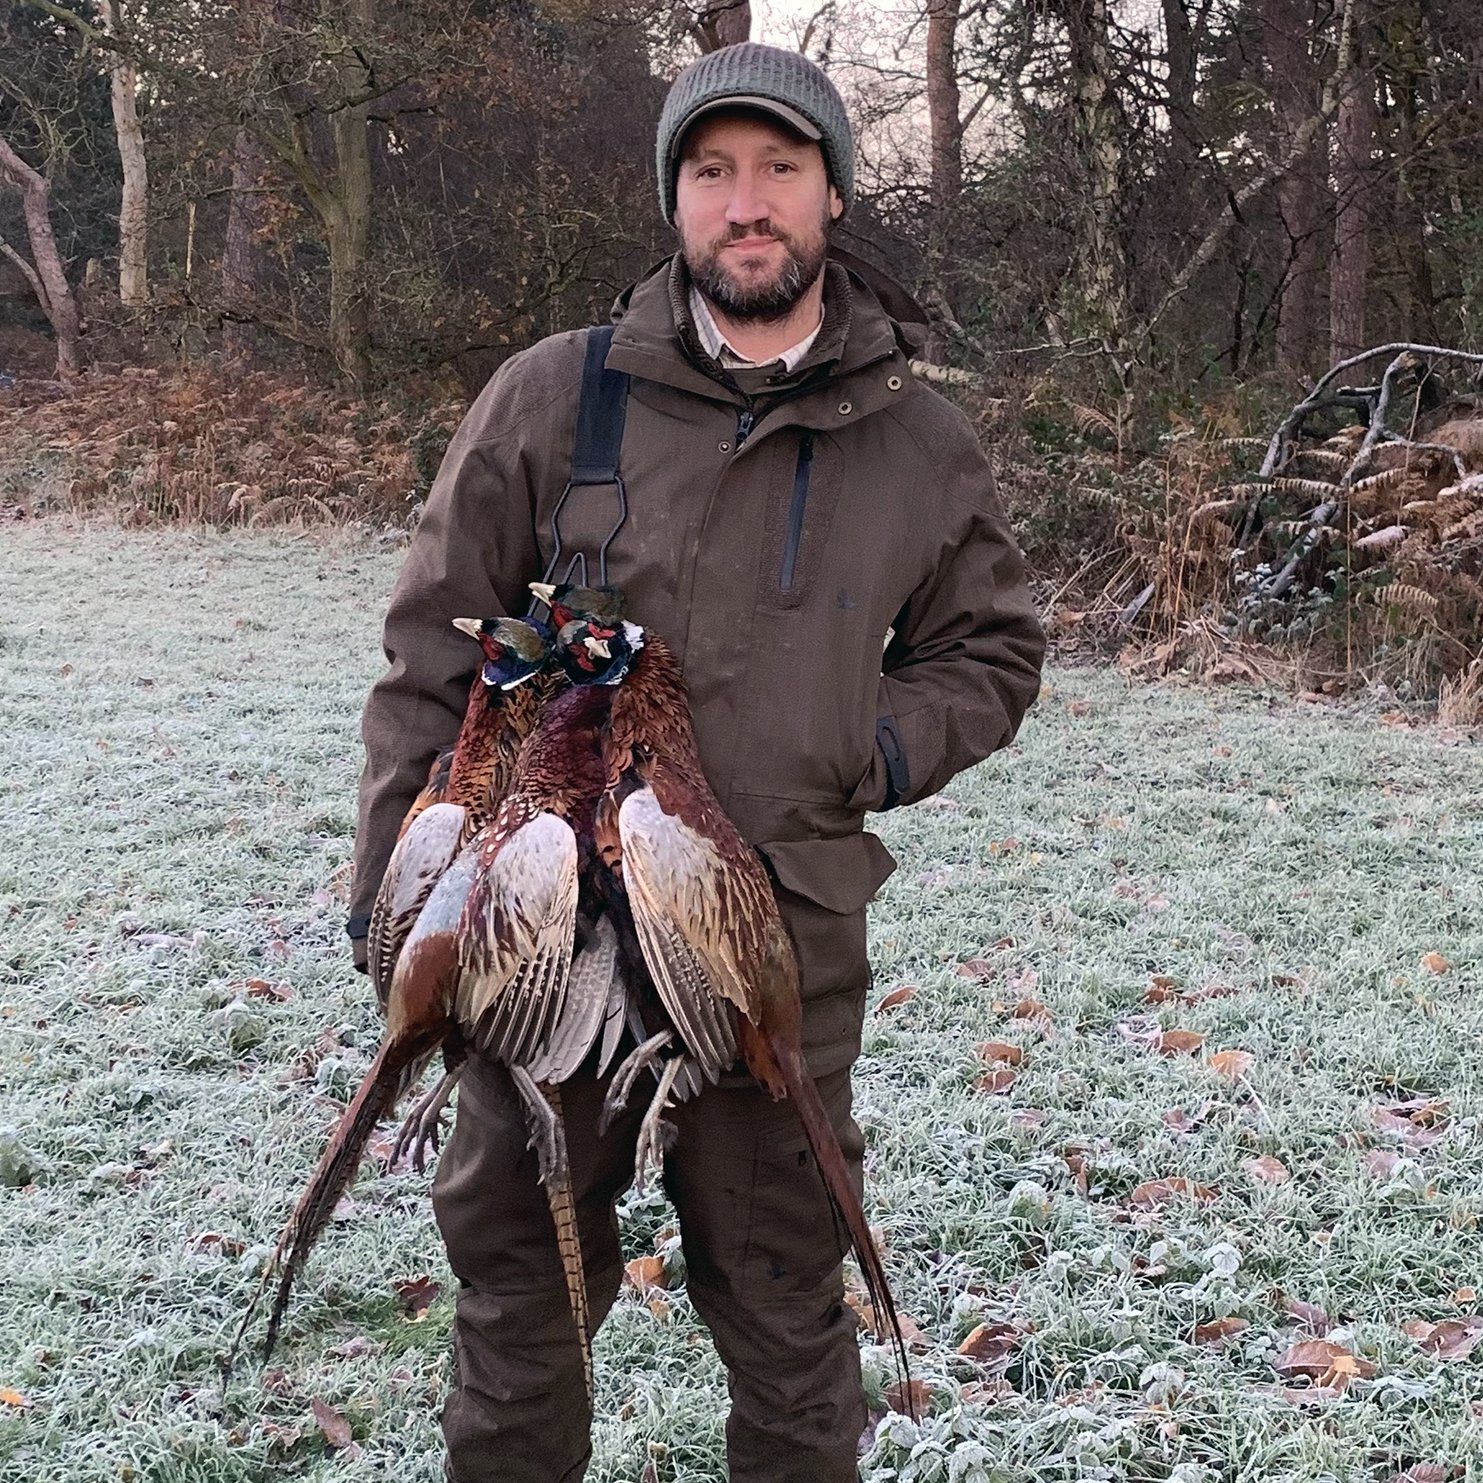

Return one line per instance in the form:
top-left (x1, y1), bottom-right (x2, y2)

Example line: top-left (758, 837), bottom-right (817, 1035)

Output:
top-left (348, 41), bottom-right (1045, 1483)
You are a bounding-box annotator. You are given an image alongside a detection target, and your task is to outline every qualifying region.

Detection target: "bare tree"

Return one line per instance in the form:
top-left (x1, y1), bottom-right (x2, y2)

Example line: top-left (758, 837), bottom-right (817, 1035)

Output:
top-left (0, 130), bottom-right (83, 375)
top-left (1329, 15), bottom-right (1377, 360)
top-left (99, 0), bottom-right (148, 306)
top-left (682, 0), bottom-right (751, 52)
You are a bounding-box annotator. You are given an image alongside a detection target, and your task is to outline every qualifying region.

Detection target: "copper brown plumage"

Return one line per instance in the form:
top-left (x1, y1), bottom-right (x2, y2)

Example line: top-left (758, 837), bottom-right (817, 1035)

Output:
top-left (226, 616), bottom-right (556, 1374)
top-left (534, 584), bottom-right (915, 1408)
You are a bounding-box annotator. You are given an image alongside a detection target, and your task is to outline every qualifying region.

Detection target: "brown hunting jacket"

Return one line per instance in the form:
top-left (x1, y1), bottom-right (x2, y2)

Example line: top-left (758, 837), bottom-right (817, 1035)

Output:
top-left (351, 249), bottom-right (1045, 1075)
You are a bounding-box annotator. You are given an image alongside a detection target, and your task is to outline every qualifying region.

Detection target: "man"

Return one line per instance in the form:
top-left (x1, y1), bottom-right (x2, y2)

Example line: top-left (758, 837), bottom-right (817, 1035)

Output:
top-left (348, 41), bottom-right (1044, 1483)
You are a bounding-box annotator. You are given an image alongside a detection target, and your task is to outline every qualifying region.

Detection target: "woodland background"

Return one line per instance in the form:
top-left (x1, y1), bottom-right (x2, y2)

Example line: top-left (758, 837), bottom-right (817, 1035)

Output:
top-left (3, 0), bottom-right (1483, 705)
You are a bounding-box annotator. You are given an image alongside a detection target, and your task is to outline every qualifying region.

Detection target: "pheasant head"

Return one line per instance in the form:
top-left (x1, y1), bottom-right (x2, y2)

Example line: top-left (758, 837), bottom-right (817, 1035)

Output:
top-left (553, 615), bottom-right (643, 686)
top-left (528, 581), bottom-right (626, 631)
top-left (451, 616), bottom-right (552, 690)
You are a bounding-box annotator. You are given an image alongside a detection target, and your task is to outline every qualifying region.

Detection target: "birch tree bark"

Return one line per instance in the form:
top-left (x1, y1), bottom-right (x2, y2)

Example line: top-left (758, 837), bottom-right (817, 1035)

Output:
top-left (98, 0), bottom-right (148, 306)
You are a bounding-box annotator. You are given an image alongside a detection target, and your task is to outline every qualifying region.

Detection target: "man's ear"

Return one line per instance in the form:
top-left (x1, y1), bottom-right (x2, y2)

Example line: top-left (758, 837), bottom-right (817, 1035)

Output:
top-left (829, 185), bottom-right (844, 221)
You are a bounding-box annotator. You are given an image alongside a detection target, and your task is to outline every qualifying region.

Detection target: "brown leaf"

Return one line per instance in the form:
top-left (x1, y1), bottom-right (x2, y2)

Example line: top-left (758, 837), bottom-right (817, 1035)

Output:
top-left (1420, 951), bottom-right (1450, 975)
top-left (976, 1041), bottom-right (1023, 1066)
top-left (1280, 1293), bottom-right (1329, 1331)
top-left (1418, 1317), bottom-right (1483, 1361)
top-left (1194, 1316), bottom-right (1249, 1345)
top-left (1390, 1465), bottom-right (1459, 1483)
top-left (877, 985), bottom-right (917, 1013)
top-left (956, 959), bottom-right (994, 982)
top-left (393, 1274), bottom-right (441, 1318)
top-left (1245, 1154), bottom-right (1290, 1185)
top-left (957, 1321), bottom-right (1026, 1368)
top-left (975, 1068), bottom-right (1018, 1095)
top-left (1012, 998), bottom-right (1052, 1023)
top-left (242, 977), bottom-right (293, 1002)
top-left (0, 1387), bottom-right (31, 1409)
top-left (1208, 1049), bottom-right (1254, 1083)
top-left (1130, 1177), bottom-right (1217, 1209)
top-left (885, 1379), bottom-right (933, 1416)
top-left (326, 1335), bottom-right (378, 1360)
top-left (187, 1231), bottom-right (245, 1257)
top-left (1158, 1030), bottom-right (1205, 1056)
top-left (1363, 1149), bottom-right (1403, 1179)
top-left (1144, 974), bottom-right (1181, 1004)
top-left (624, 1256), bottom-right (669, 1294)
top-left (310, 1397), bottom-right (352, 1449)
top-left (1273, 1338), bottom-right (1376, 1381)
top-left (1452, 1287), bottom-right (1477, 1305)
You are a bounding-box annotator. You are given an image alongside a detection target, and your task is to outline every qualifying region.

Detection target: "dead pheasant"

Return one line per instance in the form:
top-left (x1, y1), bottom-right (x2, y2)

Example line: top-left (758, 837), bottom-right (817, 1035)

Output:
top-left (227, 615), bottom-right (556, 1370)
top-left (529, 581), bottom-right (915, 1407)
top-left (367, 617), bottom-right (557, 1021)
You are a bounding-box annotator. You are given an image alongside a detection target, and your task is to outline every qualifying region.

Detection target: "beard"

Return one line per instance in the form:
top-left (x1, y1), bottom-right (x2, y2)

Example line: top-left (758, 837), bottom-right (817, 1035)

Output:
top-left (685, 211), bottom-right (831, 324)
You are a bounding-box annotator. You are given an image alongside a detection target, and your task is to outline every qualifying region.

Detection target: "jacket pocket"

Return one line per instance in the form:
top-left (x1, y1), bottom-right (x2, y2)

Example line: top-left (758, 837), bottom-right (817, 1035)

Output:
top-left (757, 431), bottom-right (843, 610)
top-left (755, 832), bottom-right (897, 915)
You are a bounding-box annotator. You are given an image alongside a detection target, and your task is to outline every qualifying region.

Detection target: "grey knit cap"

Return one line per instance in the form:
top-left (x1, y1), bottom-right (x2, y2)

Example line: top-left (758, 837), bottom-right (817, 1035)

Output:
top-left (656, 43), bottom-right (854, 221)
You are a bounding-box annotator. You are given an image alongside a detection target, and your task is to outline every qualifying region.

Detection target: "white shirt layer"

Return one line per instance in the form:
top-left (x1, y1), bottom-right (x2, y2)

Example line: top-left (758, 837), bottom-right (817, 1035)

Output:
top-left (690, 286), bottom-right (824, 373)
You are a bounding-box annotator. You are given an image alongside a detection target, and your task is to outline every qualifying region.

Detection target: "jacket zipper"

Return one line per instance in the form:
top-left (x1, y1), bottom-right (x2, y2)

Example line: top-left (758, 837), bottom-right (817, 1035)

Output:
top-left (780, 432), bottom-right (815, 591)
top-left (735, 404), bottom-right (755, 450)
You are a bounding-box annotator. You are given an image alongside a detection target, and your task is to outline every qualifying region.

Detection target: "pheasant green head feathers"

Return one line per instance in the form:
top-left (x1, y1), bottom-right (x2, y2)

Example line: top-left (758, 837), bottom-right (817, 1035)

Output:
top-left (451, 616), bottom-right (551, 690)
top-left (528, 582), bottom-right (626, 631)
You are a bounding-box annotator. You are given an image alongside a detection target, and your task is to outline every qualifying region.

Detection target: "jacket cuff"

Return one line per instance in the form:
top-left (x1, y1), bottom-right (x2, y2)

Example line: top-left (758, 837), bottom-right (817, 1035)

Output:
top-left (875, 714), bottom-right (910, 810)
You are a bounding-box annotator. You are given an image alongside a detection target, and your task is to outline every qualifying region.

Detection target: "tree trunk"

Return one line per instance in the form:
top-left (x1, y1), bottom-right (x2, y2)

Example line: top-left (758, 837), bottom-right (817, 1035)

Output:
top-left (923, 0), bottom-right (963, 364)
top-left (324, 36), bottom-right (373, 388)
top-left (690, 1), bottom-right (751, 51)
top-left (1062, 0), bottom-right (1127, 345)
top-left (0, 132), bottom-right (83, 376)
top-left (1329, 33), bottom-right (1377, 360)
top-left (221, 127), bottom-right (271, 357)
top-left (1161, 0), bottom-right (1200, 212)
top-left (1261, 0), bottom-right (1324, 378)
top-left (99, 0), bottom-right (149, 307)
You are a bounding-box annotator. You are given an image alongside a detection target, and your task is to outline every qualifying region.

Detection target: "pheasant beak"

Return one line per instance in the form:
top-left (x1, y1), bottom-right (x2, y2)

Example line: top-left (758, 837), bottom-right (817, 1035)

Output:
top-left (528, 582), bottom-right (556, 607)
top-left (583, 634), bottom-right (612, 660)
top-left (451, 617), bottom-right (483, 639)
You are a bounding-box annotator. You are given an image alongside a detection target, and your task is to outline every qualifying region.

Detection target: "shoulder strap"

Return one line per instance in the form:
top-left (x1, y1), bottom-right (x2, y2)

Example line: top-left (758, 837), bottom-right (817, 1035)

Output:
top-left (569, 324), bottom-right (629, 486)
top-left (534, 326), bottom-right (632, 600)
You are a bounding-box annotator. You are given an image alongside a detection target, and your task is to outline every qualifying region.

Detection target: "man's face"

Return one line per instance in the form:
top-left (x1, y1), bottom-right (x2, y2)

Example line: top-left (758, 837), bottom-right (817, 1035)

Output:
top-left (674, 109), bottom-right (845, 323)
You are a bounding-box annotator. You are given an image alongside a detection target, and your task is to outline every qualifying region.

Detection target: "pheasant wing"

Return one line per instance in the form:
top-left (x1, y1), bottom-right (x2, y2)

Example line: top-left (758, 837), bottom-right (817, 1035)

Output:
top-left (616, 784), bottom-right (776, 1082)
top-left (368, 802), bottom-right (466, 1012)
top-left (456, 813), bottom-right (579, 1065)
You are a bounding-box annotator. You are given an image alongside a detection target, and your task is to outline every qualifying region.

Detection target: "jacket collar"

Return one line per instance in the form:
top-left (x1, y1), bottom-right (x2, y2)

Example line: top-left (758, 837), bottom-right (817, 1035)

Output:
top-left (606, 246), bottom-right (926, 412)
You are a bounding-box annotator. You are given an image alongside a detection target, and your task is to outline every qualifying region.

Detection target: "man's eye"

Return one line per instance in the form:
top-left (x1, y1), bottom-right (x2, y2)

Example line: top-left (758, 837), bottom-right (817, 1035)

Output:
top-left (771, 162), bottom-right (796, 174)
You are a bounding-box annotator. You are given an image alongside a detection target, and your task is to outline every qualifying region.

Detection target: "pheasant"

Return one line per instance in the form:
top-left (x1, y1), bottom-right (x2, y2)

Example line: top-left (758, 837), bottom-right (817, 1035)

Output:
top-left (527, 582), bottom-right (914, 1403)
top-left (228, 615), bottom-right (554, 1369)
top-left (367, 617), bottom-right (556, 1024)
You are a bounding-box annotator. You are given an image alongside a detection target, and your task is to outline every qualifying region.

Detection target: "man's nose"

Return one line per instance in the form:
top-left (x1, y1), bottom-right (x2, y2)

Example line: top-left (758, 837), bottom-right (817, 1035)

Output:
top-left (725, 172), bottom-right (769, 227)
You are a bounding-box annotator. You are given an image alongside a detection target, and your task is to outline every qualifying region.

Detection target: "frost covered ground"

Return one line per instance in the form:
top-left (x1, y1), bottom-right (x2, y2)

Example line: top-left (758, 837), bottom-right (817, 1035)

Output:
top-left (3, 519), bottom-right (1482, 1483)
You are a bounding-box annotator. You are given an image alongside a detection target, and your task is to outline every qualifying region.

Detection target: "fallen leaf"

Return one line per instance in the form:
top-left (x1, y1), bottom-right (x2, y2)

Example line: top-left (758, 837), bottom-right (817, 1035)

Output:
top-left (186, 1231), bottom-right (245, 1257)
top-left (1158, 1030), bottom-right (1204, 1056)
top-left (326, 1336), bottom-right (378, 1360)
top-left (1273, 1338), bottom-right (1376, 1382)
top-left (1194, 1316), bottom-right (1249, 1345)
top-left (1208, 1049), bottom-right (1254, 1083)
top-left (1280, 1294), bottom-right (1330, 1331)
top-left (1245, 1154), bottom-right (1290, 1185)
top-left (393, 1275), bottom-right (441, 1318)
top-left (1012, 998), bottom-right (1052, 1023)
top-left (1452, 1287), bottom-right (1477, 1305)
top-left (885, 1379), bottom-right (933, 1416)
top-left (876, 985), bottom-right (916, 1013)
top-left (243, 978), bottom-right (293, 1002)
top-left (956, 959), bottom-right (994, 982)
top-left (0, 1387), bottom-right (31, 1408)
top-left (310, 1397), bottom-right (352, 1448)
top-left (1420, 952), bottom-right (1450, 975)
top-left (1363, 1149), bottom-right (1403, 1179)
top-left (1130, 1177), bottom-right (1217, 1209)
top-left (1390, 1465), bottom-right (1459, 1483)
top-left (975, 1068), bottom-right (1017, 1095)
top-left (1418, 1317), bottom-right (1483, 1361)
top-left (957, 1322), bottom-right (1026, 1368)
top-left (976, 1040), bottom-right (1023, 1066)
top-left (1144, 974), bottom-right (1181, 1004)
top-left (624, 1256), bottom-right (669, 1293)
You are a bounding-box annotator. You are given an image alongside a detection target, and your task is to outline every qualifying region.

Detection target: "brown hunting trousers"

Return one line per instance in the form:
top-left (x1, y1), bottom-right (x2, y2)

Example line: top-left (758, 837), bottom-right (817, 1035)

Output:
top-left (430, 1051), bottom-right (867, 1482)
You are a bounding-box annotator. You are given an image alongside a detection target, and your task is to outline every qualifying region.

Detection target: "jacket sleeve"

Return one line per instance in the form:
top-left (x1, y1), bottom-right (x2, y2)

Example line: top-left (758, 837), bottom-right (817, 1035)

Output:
top-left (852, 442), bottom-right (1045, 812)
top-left (348, 376), bottom-right (542, 939)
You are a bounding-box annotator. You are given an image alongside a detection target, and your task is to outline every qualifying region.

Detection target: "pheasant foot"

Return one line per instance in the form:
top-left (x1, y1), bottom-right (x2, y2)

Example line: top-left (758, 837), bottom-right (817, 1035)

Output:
top-left (599, 1029), bottom-right (673, 1135)
top-left (634, 1054), bottom-right (686, 1191)
top-left (393, 1068), bottom-right (463, 1173)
